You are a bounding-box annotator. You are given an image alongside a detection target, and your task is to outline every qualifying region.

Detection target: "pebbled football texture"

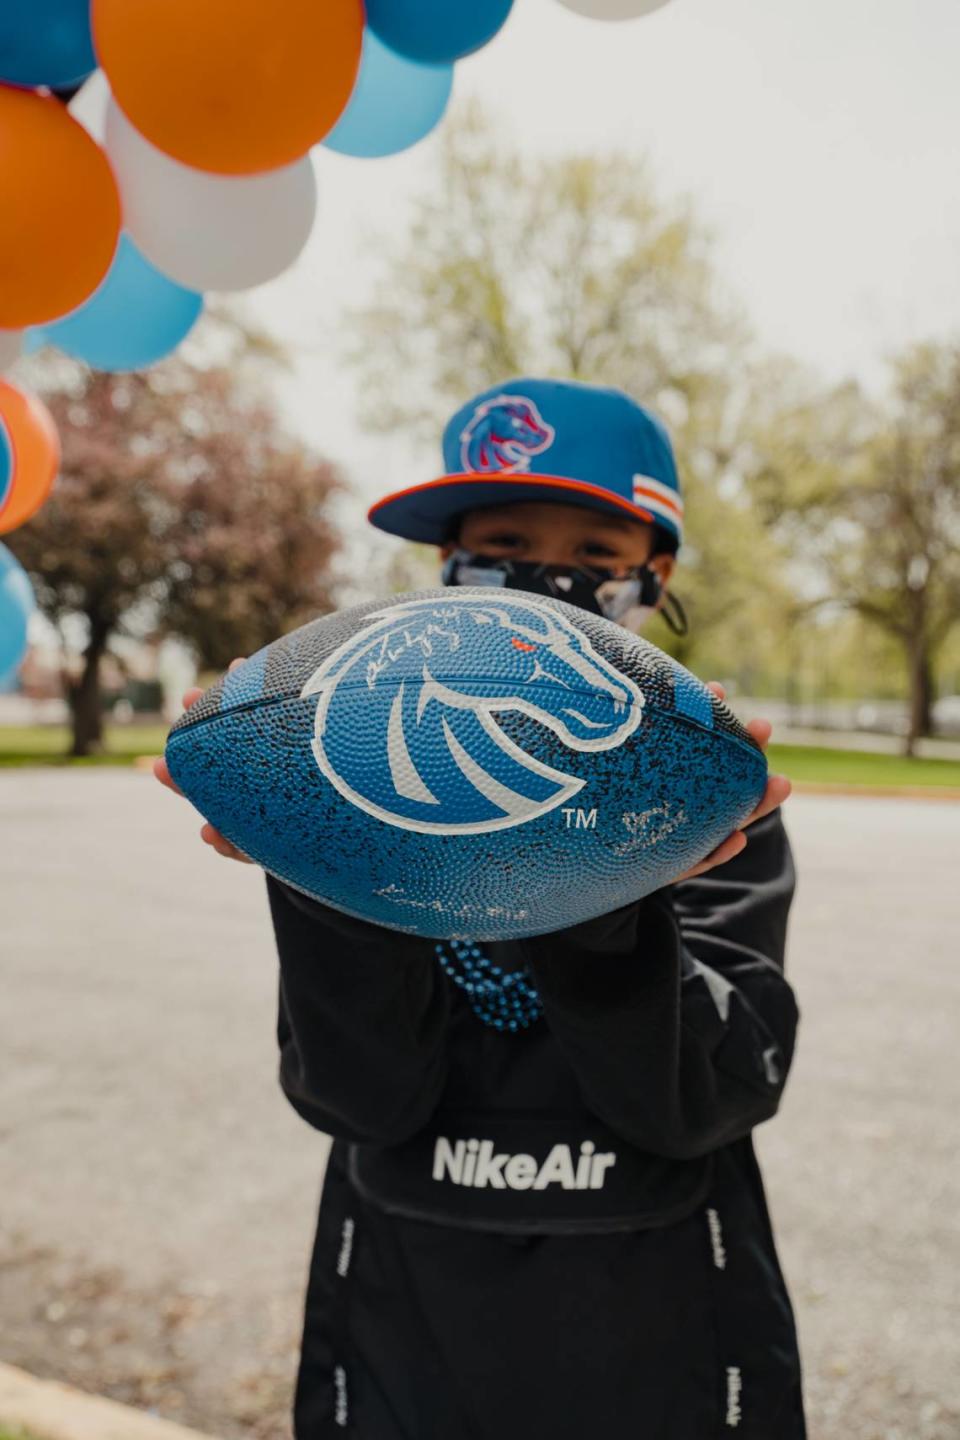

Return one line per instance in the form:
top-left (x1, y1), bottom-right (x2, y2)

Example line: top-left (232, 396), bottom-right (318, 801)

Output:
top-left (166, 588), bottom-right (767, 940)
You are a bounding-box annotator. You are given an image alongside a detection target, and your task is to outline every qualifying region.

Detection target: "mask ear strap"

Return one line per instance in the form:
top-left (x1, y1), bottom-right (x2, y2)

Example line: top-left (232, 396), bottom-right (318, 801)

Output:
top-left (660, 590), bottom-right (689, 637)
top-left (640, 564), bottom-right (689, 638)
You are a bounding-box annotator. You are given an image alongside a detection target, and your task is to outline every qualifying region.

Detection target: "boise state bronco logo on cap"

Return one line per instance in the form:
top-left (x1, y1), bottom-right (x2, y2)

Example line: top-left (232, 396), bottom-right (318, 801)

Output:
top-left (460, 394), bottom-right (556, 474)
top-left (300, 593), bottom-right (643, 835)
top-left (367, 378), bottom-right (684, 548)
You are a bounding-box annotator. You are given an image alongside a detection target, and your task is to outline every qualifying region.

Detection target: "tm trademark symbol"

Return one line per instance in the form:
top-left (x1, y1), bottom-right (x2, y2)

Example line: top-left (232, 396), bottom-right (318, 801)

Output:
top-left (561, 807), bottom-right (598, 830)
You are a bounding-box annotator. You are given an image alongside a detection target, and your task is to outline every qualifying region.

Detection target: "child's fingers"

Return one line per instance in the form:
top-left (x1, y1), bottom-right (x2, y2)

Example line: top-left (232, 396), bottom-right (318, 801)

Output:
top-left (182, 659), bottom-right (244, 710)
top-left (673, 773), bottom-right (792, 886)
top-left (674, 829), bottom-right (747, 883)
top-left (201, 822), bottom-right (232, 856)
top-left (200, 822), bottom-right (254, 864)
top-left (746, 716), bottom-right (773, 751)
top-left (666, 687), bottom-right (791, 884)
top-left (152, 755), bottom-right (183, 796)
top-left (741, 773), bottom-right (792, 828)
top-left (163, 669), bottom-right (250, 863)
top-left (201, 823), bottom-right (236, 859)
top-left (705, 686), bottom-right (774, 755)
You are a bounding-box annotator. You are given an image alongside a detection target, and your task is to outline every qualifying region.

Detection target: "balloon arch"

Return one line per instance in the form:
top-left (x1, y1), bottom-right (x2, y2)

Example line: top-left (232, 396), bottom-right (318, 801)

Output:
top-left (0, 0), bottom-right (673, 684)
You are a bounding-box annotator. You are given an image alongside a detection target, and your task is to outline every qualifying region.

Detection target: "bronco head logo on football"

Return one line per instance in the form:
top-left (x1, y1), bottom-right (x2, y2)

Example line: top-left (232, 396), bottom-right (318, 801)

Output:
top-left (459, 394), bottom-right (556, 474)
top-left (300, 594), bottom-right (644, 835)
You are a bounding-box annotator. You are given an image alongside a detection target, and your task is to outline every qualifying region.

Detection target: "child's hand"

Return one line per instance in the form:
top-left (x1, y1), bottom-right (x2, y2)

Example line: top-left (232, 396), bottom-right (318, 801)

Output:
top-left (671, 683), bottom-right (791, 884)
top-left (153, 659), bottom-right (255, 865)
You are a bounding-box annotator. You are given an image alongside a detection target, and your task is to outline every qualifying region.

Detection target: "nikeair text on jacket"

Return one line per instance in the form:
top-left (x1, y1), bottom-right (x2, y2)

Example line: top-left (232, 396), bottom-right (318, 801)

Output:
top-left (433, 1137), bottom-right (618, 1190)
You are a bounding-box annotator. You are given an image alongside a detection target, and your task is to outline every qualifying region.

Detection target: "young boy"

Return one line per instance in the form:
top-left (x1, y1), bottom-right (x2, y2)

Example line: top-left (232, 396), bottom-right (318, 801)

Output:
top-left (158, 378), bottom-right (804, 1439)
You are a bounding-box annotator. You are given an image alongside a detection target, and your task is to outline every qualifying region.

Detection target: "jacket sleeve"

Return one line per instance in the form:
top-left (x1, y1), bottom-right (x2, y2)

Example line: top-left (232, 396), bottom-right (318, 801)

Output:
top-left (519, 809), bottom-right (799, 1160)
top-left (267, 876), bottom-right (451, 1146)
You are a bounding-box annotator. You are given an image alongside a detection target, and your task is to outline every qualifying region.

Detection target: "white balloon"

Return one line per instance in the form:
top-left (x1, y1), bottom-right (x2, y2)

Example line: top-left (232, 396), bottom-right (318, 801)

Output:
top-left (68, 69), bottom-right (110, 142)
top-left (554, 0), bottom-right (671, 18)
top-left (105, 99), bottom-right (318, 293)
top-left (0, 331), bottom-right (22, 372)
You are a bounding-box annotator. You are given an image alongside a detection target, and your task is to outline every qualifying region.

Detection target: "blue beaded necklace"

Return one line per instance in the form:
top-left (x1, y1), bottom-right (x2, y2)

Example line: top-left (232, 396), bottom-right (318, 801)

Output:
top-left (434, 938), bottom-right (543, 1031)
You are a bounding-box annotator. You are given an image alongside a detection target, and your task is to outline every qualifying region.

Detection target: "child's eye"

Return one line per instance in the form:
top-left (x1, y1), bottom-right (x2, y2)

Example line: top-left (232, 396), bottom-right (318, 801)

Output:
top-left (582, 542), bottom-right (619, 560)
top-left (477, 533), bottom-right (523, 550)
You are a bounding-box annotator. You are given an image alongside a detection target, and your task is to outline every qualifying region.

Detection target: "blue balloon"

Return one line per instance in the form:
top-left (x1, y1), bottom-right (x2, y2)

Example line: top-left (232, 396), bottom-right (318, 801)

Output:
top-left (33, 235), bottom-right (203, 373)
top-left (323, 30), bottom-right (453, 159)
top-left (365, 0), bottom-right (514, 63)
top-left (0, 417), bottom-right (12, 515)
top-left (0, 0), bottom-right (96, 88)
top-left (0, 541), bottom-right (35, 684)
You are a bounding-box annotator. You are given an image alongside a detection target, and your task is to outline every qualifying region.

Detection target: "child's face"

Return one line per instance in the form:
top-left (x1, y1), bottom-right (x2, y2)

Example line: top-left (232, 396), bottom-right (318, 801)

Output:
top-left (444, 500), bottom-right (675, 587)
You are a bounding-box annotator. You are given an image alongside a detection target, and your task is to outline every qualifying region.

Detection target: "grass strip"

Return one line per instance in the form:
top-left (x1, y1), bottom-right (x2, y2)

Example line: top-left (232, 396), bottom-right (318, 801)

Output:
top-left (768, 743), bottom-right (960, 790)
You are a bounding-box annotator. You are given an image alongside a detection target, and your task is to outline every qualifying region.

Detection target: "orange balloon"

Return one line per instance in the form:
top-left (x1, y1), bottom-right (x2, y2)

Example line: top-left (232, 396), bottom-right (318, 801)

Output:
top-left (0, 87), bottom-right (121, 329)
top-left (93, 0), bottom-right (364, 176)
top-left (0, 381), bottom-right (60, 535)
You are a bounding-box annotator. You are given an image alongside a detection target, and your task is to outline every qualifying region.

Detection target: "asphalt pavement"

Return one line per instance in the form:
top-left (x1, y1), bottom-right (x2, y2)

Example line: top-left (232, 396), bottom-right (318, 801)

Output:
top-left (1, 771), bottom-right (957, 1439)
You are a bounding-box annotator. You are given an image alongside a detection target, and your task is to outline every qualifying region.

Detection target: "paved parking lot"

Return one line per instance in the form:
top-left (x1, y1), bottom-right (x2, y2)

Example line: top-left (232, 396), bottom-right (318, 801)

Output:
top-left (1, 771), bottom-right (958, 1438)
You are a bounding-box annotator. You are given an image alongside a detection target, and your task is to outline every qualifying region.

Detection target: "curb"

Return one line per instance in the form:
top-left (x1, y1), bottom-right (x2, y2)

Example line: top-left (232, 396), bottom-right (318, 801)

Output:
top-left (791, 780), bottom-right (960, 802)
top-left (0, 1363), bottom-right (217, 1440)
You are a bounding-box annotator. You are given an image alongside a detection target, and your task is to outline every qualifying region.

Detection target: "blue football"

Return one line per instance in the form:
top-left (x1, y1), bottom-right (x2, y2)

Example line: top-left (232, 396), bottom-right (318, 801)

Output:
top-left (166, 589), bottom-right (766, 940)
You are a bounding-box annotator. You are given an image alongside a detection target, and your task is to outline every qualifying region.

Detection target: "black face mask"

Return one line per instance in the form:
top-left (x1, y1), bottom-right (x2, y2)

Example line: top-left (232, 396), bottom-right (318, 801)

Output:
top-left (441, 550), bottom-right (688, 636)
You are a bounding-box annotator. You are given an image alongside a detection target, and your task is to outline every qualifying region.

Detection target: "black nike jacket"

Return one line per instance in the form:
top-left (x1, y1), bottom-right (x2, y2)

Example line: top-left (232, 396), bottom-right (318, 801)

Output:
top-left (267, 808), bottom-right (805, 1440)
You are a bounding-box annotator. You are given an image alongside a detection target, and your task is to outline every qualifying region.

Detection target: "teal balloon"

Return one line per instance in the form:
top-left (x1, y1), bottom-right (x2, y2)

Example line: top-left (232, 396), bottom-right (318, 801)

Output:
top-left (0, 541), bottom-right (35, 684)
top-left (0, 417), bottom-right (12, 514)
top-left (365, 0), bottom-right (513, 63)
top-left (0, 0), bottom-right (96, 88)
top-left (34, 235), bottom-right (203, 373)
top-left (324, 30), bottom-right (453, 158)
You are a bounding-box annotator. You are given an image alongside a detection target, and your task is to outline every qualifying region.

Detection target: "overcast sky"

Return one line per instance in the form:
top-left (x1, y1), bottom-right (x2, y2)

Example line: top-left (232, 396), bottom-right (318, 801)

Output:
top-left (228, 0), bottom-right (960, 506)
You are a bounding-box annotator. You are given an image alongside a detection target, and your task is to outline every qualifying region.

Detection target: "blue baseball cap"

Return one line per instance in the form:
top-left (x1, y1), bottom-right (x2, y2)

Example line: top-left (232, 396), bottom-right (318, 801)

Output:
top-left (367, 377), bottom-right (684, 549)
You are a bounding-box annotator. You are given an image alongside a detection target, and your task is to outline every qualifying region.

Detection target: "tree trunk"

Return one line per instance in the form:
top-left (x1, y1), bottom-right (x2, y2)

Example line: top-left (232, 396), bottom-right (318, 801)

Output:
top-left (903, 633), bottom-right (933, 757)
top-left (68, 627), bottom-right (108, 757)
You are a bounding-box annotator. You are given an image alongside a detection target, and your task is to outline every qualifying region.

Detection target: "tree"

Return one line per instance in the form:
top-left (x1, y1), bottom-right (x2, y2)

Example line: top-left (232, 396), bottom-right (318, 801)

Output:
top-left (740, 347), bottom-right (960, 752)
top-left (350, 103), bottom-right (741, 433)
top-left (831, 344), bottom-right (960, 750)
top-left (162, 369), bottom-right (341, 671)
top-left (347, 104), bottom-right (795, 683)
top-left (6, 357), bottom-right (340, 755)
